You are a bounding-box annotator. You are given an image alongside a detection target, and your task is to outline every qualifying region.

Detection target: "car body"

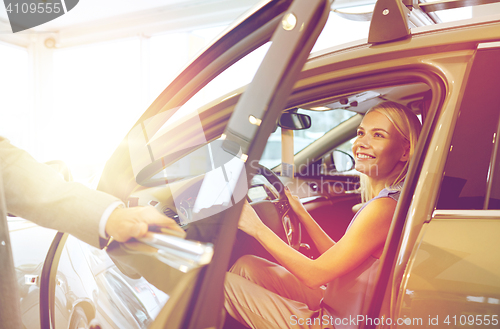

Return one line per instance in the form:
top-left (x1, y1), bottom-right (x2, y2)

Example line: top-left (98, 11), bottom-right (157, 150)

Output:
top-left (8, 0), bottom-right (500, 328)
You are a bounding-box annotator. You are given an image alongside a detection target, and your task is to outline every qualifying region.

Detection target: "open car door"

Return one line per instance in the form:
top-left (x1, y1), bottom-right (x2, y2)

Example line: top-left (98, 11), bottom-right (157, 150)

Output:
top-left (95, 0), bottom-right (332, 328)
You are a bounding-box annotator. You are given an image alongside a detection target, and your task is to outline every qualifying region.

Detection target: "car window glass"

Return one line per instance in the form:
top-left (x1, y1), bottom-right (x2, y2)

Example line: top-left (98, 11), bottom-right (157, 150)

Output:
top-left (260, 109), bottom-right (356, 168)
top-left (143, 43), bottom-right (270, 182)
top-left (152, 42), bottom-right (271, 133)
top-left (128, 42), bottom-right (271, 184)
top-left (139, 59), bottom-right (269, 222)
top-left (436, 46), bottom-right (500, 210)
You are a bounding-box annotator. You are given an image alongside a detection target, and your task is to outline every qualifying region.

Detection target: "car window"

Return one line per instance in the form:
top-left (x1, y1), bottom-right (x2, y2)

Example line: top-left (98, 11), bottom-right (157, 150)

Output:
top-left (154, 42), bottom-right (271, 130)
top-left (132, 42), bottom-right (278, 226)
top-left (129, 42), bottom-right (271, 185)
top-left (260, 109), bottom-right (357, 168)
top-left (436, 45), bottom-right (500, 210)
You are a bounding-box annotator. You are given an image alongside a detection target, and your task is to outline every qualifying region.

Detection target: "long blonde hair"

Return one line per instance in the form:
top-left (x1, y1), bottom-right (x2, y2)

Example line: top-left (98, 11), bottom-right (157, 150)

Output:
top-left (360, 101), bottom-right (422, 202)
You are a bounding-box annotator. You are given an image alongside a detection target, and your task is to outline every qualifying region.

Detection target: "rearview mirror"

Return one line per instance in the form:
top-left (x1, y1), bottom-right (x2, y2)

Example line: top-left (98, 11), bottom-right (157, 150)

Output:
top-left (278, 113), bottom-right (311, 130)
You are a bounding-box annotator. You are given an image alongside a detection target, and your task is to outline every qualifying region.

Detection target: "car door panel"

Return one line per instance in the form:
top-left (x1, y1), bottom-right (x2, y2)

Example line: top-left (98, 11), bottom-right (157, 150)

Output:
top-left (399, 217), bottom-right (500, 326)
top-left (290, 175), bottom-right (360, 236)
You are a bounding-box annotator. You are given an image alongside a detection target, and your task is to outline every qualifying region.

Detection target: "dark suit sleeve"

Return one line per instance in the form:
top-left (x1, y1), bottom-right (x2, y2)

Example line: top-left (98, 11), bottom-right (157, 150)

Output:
top-left (0, 138), bottom-right (121, 248)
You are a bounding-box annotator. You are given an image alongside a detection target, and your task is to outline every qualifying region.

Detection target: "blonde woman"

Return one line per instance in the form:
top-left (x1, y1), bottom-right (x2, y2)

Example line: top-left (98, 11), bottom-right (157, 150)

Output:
top-left (224, 102), bottom-right (422, 329)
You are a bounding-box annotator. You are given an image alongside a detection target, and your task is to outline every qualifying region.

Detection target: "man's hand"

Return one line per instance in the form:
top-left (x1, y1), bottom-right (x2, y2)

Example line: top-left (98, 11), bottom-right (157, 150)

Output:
top-left (105, 206), bottom-right (186, 242)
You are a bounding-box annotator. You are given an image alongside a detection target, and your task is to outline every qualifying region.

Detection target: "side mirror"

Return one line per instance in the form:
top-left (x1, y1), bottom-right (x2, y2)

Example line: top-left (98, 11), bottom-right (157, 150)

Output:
top-left (321, 149), bottom-right (355, 173)
top-left (278, 113), bottom-right (311, 130)
top-left (332, 149), bottom-right (355, 172)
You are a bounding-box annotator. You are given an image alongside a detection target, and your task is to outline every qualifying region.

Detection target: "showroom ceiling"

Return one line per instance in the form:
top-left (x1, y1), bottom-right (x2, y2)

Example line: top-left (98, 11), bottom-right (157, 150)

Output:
top-left (0, 0), bottom-right (382, 48)
top-left (0, 0), bottom-right (260, 30)
top-left (0, 0), bottom-right (263, 47)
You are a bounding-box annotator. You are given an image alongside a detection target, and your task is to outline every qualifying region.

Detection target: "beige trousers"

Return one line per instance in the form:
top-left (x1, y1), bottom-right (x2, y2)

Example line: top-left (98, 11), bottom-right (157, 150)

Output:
top-left (224, 255), bottom-right (332, 329)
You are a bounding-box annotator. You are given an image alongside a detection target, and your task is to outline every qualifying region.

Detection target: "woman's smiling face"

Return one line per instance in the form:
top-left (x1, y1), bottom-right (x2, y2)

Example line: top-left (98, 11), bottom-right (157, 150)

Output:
top-left (352, 111), bottom-right (409, 181)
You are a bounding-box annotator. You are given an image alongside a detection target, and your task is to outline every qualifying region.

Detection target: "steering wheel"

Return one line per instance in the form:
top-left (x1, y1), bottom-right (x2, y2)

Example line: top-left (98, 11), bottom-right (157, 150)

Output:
top-left (253, 164), bottom-right (301, 249)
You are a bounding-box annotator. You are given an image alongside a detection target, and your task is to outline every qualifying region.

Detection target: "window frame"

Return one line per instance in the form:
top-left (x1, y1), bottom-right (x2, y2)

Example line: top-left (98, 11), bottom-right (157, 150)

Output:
top-left (435, 44), bottom-right (500, 211)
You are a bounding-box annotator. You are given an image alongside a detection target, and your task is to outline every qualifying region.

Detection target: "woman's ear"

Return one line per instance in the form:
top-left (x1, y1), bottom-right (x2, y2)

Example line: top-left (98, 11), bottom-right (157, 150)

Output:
top-left (400, 141), bottom-right (411, 162)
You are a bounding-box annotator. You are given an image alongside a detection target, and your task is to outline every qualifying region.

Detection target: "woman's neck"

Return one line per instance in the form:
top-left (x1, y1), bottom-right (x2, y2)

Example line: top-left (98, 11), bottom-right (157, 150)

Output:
top-left (368, 163), bottom-right (405, 198)
top-left (370, 179), bottom-right (387, 197)
top-left (368, 175), bottom-right (400, 198)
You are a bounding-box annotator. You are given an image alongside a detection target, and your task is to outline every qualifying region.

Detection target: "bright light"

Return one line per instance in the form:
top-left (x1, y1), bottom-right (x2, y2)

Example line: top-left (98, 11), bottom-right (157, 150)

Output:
top-left (48, 26), bottom-right (228, 184)
top-left (248, 115), bottom-right (262, 126)
top-left (312, 12), bottom-right (371, 53)
top-left (435, 6), bottom-right (472, 22)
top-left (0, 43), bottom-right (31, 152)
top-left (282, 13), bottom-right (298, 31)
top-left (310, 106), bottom-right (331, 111)
top-left (51, 38), bottom-right (143, 183)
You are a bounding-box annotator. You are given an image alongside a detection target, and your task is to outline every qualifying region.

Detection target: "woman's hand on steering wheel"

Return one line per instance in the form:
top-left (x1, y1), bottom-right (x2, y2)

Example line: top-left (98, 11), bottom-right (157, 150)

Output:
top-left (284, 187), bottom-right (307, 219)
top-left (238, 200), bottom-right (267, 238)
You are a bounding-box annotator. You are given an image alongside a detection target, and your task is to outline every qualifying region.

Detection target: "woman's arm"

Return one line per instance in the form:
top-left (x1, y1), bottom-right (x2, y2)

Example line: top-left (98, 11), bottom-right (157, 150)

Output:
top-left (239, 197), bottom-right (396, 289)
top-left (284, 187), bottom-right (335, 253)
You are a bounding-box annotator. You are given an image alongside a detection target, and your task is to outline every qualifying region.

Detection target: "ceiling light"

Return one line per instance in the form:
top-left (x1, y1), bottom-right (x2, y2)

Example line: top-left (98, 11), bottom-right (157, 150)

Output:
top-left (310, 106), bottom-right (331, 111)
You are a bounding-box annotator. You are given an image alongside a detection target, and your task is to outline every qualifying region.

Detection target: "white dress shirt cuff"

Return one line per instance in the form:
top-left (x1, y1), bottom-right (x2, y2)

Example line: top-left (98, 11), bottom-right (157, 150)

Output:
top-left (99, 201), bottom-right (125, 238)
